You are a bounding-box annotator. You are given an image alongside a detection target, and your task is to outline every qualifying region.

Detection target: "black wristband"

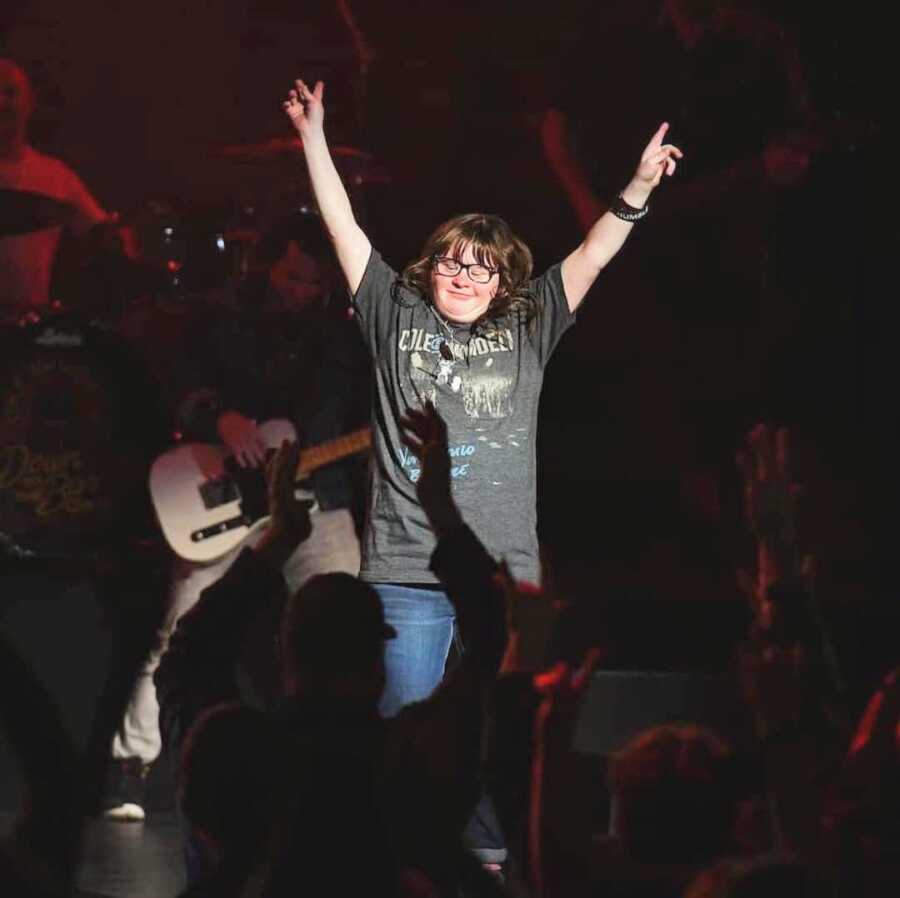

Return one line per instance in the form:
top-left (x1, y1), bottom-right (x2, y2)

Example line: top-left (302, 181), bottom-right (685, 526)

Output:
top-left (610, 194), bottom-right (649, 222)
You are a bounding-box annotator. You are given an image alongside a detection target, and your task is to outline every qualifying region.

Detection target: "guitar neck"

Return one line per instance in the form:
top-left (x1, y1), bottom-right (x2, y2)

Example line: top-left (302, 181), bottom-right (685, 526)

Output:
top-left (295, 428), bottom-right (371, 478)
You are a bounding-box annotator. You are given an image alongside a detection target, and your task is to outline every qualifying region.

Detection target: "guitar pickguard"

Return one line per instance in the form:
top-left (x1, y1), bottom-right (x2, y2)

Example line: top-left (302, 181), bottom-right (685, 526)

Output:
top-left (198, 476), bottom-right (240, 509)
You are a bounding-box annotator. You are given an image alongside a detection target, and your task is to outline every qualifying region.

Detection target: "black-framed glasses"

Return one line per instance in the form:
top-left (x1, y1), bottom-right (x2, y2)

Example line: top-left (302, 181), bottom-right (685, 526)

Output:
top-left (432, 256), bottom-right (498, 284)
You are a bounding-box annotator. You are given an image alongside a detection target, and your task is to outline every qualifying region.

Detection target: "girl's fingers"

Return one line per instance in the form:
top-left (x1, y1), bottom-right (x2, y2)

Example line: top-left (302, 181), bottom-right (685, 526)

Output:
top-left (643, 121), bottom-right (669, 154)
top-left (641, 146), bottom-right (683, 170)
top-left (646, 148), bottom-right (675, 165)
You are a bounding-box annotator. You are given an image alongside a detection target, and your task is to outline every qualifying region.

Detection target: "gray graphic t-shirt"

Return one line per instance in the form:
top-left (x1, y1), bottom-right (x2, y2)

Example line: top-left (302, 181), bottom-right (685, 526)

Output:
top-left (353, 249), bottom-right (575, 584)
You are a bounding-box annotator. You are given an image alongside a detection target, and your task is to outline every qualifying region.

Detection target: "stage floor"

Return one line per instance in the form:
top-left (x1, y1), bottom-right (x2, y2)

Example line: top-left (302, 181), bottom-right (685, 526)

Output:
top-left (2, 812), bottom-right (186, 898)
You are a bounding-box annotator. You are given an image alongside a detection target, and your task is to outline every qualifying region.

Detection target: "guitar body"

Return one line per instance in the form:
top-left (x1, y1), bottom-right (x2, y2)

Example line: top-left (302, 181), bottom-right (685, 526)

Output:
top-left (149, 420), bottom-right (371, 563)
top-left (149, 419), bottom-right (297, 563)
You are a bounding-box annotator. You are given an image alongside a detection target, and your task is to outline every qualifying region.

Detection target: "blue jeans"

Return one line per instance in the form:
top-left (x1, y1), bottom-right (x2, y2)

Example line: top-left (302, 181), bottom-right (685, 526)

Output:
top-left (373, 583), bottom-right (507, 861)
top-left (372, 583), bottom-right (456, 718)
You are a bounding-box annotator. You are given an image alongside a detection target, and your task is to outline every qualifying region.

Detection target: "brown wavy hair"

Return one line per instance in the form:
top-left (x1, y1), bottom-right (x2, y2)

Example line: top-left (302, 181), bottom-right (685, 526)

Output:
top-left (399, 213), bottom-right (538, 333)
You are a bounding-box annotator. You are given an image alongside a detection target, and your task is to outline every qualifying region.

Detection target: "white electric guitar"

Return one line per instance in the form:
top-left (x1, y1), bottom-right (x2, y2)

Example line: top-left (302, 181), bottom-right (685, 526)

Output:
top-left (149, 419), bottom-right (371, 563)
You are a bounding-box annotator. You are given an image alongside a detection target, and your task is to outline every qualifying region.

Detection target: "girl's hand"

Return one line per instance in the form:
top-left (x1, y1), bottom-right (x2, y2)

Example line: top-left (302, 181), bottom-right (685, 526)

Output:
top-left (283, 78), bottom-right (325, 139)
top-left (632, 122), bottom-right (683, 191)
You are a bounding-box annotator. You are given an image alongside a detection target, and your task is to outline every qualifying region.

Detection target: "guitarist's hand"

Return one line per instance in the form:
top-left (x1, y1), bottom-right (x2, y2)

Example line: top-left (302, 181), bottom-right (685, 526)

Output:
top-left (255, 440), bottom-right (313, 570)
top-left (217, 411), bottom-right (268, 468)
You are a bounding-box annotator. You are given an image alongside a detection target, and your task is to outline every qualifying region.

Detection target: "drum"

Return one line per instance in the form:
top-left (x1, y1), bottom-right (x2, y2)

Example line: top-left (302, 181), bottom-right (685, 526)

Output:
top-left (114, 199), bottom-right (259, 391)
top-left (0, 312), bottom-right (166, 556)
top-left (131, 200), bottom-right (255, 293)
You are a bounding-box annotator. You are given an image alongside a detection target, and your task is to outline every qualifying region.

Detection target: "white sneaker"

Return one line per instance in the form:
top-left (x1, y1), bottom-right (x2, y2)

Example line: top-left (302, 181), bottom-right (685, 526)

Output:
top-left (101, 757), bottom-right (150, 822)
top-left (103, 801), bottom-right (146, 822)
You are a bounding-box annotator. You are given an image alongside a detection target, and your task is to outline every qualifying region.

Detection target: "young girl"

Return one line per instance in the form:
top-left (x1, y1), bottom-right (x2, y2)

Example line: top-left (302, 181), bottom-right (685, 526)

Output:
top-left (284, 78), bottom-right (681, 715)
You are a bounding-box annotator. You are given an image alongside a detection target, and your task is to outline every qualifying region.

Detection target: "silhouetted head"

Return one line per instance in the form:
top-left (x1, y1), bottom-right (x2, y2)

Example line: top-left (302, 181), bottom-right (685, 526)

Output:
top-left (610, 723), bottom-right (738, 864)
top-left (179, 702), bottom-right (284, 863)
top-left (280, 573), bottom-right (395, 703)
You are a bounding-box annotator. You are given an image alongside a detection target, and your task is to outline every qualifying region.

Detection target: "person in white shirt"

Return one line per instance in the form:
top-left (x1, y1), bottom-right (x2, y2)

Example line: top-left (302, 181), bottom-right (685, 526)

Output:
top-left (0, 58), bottom-right (110, 320)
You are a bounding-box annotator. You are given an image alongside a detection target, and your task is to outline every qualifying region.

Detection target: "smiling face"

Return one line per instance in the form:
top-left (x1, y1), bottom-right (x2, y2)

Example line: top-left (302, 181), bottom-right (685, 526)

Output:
top-left (405, 213), bottom-right (533, 327)
top-left (429, 242), bottom-right (499, 324)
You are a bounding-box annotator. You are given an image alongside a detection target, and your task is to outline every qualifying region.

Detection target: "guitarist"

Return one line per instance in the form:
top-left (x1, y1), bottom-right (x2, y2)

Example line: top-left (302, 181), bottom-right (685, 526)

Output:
top-left (103, 211), bottom-right (371, 821)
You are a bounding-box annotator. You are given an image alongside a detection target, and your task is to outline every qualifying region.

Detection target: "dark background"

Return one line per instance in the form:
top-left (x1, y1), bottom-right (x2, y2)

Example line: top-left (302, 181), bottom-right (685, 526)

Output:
top-left (1, 0), bottom-right (896, 807)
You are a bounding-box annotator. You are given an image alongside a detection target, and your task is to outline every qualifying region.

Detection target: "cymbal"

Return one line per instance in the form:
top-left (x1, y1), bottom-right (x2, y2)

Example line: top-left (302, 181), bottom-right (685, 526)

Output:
top-left (0, 189), bottom-right (76, 237)
top-left (211, 136), bottom-right (373, 161)
top-left (208, 137), bottom-right (391, 186)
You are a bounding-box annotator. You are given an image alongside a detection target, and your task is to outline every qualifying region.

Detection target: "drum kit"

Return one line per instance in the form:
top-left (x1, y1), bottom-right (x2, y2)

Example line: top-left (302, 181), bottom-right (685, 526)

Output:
top-left (3, 134), bottom-right (389, 315)
top-left (0, 136), bottom-right (389, 567)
